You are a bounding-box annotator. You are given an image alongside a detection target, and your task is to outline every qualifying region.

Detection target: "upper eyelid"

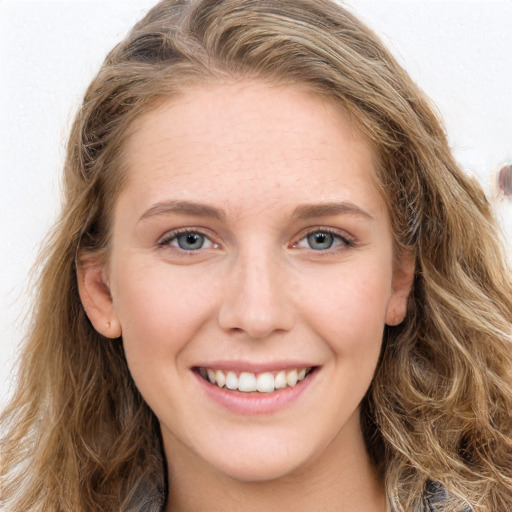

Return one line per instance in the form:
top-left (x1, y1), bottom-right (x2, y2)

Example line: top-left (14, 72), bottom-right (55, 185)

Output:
top-left (157, 225), bottom-right (356, 247)
top-left (293, 226), bottom-right (355, 244)
top-left (156, 227), bottom-right (220, 253)
top-left (158, 227), bottom-right (217, 246)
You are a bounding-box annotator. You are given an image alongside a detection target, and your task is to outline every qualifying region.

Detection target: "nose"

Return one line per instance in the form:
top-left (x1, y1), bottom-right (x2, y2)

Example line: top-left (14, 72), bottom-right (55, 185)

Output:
top-left (217, 247), bottom-right (295, 339)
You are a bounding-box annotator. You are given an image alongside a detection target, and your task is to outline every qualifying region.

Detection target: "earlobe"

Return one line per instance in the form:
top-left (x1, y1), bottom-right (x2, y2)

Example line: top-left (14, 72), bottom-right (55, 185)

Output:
top-left (385, 248), bottom-right (415, 326)
top-left (77, 256), bottom-right (122, 339)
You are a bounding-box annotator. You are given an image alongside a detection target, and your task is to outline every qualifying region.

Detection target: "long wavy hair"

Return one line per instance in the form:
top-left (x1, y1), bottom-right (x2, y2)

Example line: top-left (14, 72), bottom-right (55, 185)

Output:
top-left (2, 1), bottom-right (511, 510)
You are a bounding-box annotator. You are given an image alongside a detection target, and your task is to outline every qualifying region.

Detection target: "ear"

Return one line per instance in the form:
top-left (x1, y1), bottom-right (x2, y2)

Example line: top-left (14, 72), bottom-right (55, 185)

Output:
top-left (77, 255), bottom-right (122, 339)
top-left (385, 248), bottom-right (415, 326)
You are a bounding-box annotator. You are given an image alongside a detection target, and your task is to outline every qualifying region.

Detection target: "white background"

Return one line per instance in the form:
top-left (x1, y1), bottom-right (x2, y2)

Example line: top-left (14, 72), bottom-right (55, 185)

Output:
top-left (1, 0), bottom-right (511, 407)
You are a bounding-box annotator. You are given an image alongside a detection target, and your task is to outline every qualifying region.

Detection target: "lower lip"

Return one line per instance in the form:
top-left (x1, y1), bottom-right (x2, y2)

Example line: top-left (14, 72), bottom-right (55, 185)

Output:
top-left (193, 370), bottom-right (317, 415)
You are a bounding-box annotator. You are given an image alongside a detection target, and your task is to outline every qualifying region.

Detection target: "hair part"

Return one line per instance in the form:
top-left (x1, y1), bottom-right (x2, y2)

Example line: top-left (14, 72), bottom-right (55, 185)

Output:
top-left (2, 1), bottom-right (511, 510)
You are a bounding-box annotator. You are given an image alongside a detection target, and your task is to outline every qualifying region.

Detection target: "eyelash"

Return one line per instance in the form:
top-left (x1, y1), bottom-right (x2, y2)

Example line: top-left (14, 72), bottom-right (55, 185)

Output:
top-left (157, 227), bottom-right (356, 254)
top-left (292, 227), bottom-right (356, 253)
top-left (157, 228), bottom-right (219, 253)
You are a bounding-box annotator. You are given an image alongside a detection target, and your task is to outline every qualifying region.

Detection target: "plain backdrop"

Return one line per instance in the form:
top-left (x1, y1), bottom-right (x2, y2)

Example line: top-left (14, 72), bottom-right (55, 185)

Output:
top-left (1, 0), bottom-right (511, 408)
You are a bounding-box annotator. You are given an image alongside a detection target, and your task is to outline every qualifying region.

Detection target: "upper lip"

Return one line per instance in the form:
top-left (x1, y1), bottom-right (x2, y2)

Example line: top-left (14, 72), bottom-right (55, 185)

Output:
top-left (192, 361), bottom-right (318, 373)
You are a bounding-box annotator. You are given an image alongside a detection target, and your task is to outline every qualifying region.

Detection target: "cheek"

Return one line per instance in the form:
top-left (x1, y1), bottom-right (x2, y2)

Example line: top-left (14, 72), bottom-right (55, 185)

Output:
top-left (295, 261), bottom-right (392, 354)
top-left (111, 260), bottom-right (220, 360)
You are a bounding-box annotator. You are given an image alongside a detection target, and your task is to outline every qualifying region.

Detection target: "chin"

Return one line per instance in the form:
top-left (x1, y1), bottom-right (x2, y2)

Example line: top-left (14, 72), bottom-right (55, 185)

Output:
top-left (217, 457), bottom-right (306, 483)
top-left (199, 433), bottom-right (318, 483)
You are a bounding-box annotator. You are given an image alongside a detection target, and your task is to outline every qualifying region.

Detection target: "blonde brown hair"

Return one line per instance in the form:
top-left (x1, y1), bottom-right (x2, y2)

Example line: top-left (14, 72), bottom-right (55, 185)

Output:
top-left (2, 1), bottom-right (511, 510)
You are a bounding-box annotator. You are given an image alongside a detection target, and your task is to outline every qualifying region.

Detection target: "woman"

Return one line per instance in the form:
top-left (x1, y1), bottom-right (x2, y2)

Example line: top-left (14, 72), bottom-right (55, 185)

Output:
top-left (1, 1), bottom-right (511, 510)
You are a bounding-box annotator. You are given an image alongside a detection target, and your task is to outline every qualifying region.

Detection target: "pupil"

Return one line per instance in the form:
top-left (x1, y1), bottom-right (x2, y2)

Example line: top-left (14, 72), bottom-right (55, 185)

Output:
top-left (308, 232), bottom-right (333, 250)
top-left (178, 233), bottom-right (204, 250)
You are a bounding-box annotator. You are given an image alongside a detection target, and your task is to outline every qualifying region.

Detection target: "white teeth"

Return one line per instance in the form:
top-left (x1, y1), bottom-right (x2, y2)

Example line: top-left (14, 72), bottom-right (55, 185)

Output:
top-left (206, 368), bottom-right (216, 384)
top-left (225, 371), bottom-right (238, 390)
top-left (256, 372), bottom-right (275, 393)
top-left (286, 369), bottom-right (298, 387)
top-left (238, 372), bottom-right (257, 392)
top-left (199, 367), bottom-right (312, 393)
top-left (215, 369), bottom-right (226, 388)
top-left (274, 370), bottom-right (287, 389)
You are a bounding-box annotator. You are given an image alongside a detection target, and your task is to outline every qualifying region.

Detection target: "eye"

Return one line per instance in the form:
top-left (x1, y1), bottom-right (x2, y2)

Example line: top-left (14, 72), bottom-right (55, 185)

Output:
top-left (293, 229), bottom-right (354, 251)
top-left (175, 232), bottom-right (207, 250)
top-left (307, 232), bottom-right (335, 250)
top-left (159, 230), bottom-right (217, 251)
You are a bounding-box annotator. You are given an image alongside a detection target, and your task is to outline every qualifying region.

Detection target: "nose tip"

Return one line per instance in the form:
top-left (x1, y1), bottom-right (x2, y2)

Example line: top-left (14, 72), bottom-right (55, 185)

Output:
top-left (217, 255), bottom-right (294, 339)
top-left (224, 305), bottom-right (283, 340)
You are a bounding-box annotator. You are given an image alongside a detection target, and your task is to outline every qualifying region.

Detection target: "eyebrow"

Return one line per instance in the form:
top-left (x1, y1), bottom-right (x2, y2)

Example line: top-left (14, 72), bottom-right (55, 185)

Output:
top-left (138, 199), bottom-right (373, 223)
top-left (291, 202), bottom-right (374, 221)
top-left (138, 200), bottom-right (225, 222)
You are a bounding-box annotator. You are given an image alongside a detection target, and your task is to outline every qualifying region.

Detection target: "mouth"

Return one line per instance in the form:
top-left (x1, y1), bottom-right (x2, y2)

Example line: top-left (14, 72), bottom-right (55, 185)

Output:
top-left (193, 366), bottom-right (317, 394)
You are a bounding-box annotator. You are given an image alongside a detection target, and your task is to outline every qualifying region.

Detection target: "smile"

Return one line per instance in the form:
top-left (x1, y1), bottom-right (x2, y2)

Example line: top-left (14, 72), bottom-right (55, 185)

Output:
top-left (197, 367), bottom-right (314, 393)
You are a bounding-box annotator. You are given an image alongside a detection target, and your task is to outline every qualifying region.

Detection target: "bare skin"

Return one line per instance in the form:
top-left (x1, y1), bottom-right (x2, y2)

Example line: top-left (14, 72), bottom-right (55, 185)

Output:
top-left (79, 80), bottom-right (413, 511)
top-left (165, 409), bottom-right (386, 512)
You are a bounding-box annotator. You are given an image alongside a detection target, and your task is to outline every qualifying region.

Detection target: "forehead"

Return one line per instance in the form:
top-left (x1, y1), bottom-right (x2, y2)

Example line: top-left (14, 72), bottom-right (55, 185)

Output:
top-left (120, 81), bottom-right (387, 219)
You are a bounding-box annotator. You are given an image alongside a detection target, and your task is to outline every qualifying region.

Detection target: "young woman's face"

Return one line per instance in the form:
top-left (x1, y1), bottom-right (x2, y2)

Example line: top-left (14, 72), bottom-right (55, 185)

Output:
top-left (88, 81), bottom-right (413, 482)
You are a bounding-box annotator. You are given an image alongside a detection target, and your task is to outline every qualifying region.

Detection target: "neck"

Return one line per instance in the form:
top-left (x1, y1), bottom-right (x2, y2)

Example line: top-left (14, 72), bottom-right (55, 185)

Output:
top-left (164, 417), bottom-right (386, 512)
